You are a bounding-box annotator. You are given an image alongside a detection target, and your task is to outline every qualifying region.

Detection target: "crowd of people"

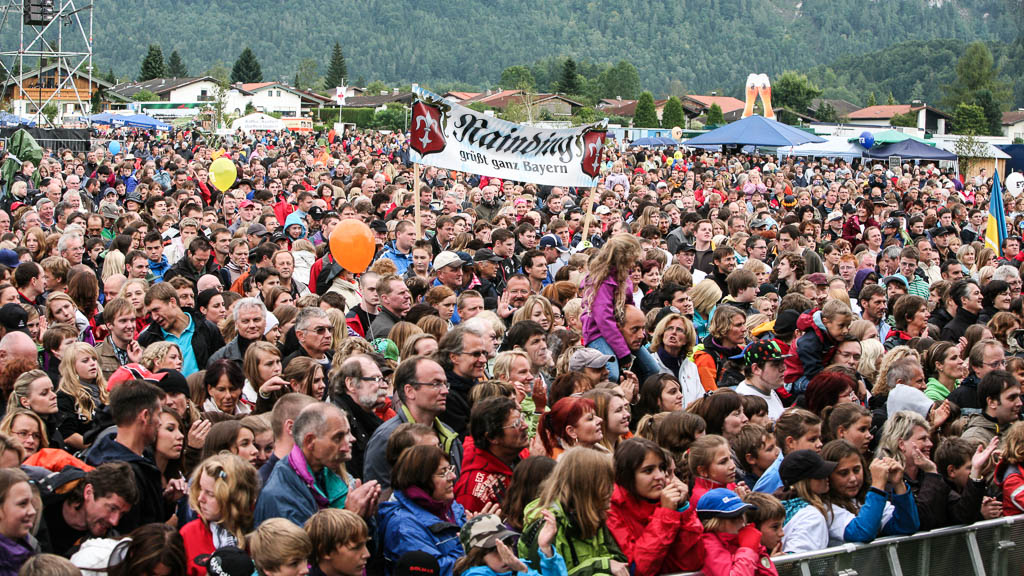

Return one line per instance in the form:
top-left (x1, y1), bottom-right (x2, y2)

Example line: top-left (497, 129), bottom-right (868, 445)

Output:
top-left (0, 124), bottom-right (1021, 576)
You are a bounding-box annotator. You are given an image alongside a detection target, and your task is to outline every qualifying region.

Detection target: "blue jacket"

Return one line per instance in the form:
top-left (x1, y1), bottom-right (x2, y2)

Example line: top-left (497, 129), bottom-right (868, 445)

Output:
top-left (284, 211), bottom-right (308, 239)
top-left (84, 434), bottom-right (166, 532)
top-left (380, 241), bottom-right (413, 276)
top-left (839, 487), bottom-right (919, 542)
top-left (462, 549), bottom-right (568, 576)
top-left (378, 491), bottom-right (466, 576)
top-left (253, 454), bottom-right (347, 527)
top-left (148, 255), bottom-right (170, 282)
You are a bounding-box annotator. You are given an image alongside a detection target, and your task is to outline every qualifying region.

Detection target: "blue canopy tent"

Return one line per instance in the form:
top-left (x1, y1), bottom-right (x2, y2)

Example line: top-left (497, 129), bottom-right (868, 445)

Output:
top-left (87, 112), bottom-right (116, 125)
top-left (123, 113), bottom-right (171, 131)
top-left (998, 145), bottom-right (1024, 175)
top-left (683, 115), bottom-right (826, 149)
top-left (0, 112), bottom-right (36, 127)
top-left (863, 139), bottom-right (957, 162)
top-left (629, 136), bottom-right (679, 147)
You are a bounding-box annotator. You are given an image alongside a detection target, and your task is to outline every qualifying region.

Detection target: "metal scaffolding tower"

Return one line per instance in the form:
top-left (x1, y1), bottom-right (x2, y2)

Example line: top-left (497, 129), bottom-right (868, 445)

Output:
top-left (0, 0), bottom-right (94, 127)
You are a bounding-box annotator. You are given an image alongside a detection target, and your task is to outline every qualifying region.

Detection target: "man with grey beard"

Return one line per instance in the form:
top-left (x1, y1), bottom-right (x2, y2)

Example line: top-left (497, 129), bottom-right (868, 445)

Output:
top-left (331, 354), bottom-right (388, 479)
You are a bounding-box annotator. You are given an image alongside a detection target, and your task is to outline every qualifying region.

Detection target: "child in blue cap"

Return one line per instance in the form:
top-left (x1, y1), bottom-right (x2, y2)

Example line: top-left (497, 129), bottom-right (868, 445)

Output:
top-left (698, 487), bottom-right (778, 576)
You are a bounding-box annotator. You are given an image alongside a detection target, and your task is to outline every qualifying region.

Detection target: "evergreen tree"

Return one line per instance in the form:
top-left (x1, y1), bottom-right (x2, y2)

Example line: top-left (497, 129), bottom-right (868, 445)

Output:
top-left (230, 47), bottom-right (263, 84)
top-left (887, 92), bottom-right (896, 105)
top-left (325, 42), bottom-right (348, 88)
top-left (866, 92), bottom-right (877, 107)
top-left (634, 91), bottom-right (659, 128)
top-left (974, 89), bottom-right (1004, 136)
top-left (706, 103), bottom-right (725, 126)
top-left (104, 68), bottom-right (116, 84)
top-left (138, 44), bottom-right (166, 81)
top-left (661, 96), bottom-right (685, 128)
top-left (558, 58), bottom-right (581, 95)
top-left (951, 102), bottom-right (988, 135)
top-left (167, 50), bottom-right (188, 78)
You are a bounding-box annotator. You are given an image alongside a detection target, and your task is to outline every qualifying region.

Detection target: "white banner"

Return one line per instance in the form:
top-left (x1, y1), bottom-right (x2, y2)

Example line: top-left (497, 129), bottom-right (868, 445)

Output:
top-left (409, 86), bottom-right (606, 187)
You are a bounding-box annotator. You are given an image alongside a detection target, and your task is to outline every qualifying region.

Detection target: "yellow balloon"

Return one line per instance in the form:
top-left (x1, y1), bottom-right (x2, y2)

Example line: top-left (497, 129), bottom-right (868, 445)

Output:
top-left (210, 157), bottom-right (237, 191)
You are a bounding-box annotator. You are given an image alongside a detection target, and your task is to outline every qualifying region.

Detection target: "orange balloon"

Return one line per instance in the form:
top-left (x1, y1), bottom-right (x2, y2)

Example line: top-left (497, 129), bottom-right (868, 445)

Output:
top-left (329, 219), bottom-right (375, 274)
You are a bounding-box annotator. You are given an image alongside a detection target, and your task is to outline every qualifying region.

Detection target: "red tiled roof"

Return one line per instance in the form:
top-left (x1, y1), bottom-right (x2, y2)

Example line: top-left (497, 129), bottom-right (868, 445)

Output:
top-left (846, 105), bottom-right (915, 120)
top-left (1003, 110), bottom-right (1024, 125)
top-left (686, 95), bottom-right (746, 114)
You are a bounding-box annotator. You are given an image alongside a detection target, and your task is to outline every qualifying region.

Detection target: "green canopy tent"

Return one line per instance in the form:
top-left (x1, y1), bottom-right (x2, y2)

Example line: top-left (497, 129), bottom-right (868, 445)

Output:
top-left (848, 129), bottom-right (931, 146)
top-left (1, 129), bottom-right (43, 199)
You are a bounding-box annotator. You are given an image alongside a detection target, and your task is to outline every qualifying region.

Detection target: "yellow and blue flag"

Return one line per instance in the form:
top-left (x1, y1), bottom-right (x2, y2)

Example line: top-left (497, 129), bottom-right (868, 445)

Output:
top-left (985, 170), bottom-right (1006, 256)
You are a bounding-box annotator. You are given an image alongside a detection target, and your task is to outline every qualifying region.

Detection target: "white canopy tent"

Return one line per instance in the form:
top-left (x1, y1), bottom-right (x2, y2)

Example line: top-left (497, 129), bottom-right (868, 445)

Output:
top-left (776, 136), bottom-right (866, 160)
top-left (230, 113), bottom-right (286, 133)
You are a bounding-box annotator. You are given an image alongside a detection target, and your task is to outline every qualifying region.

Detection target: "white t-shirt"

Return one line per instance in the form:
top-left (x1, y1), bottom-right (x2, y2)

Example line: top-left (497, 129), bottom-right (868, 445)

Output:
top-left (782, 504), bottom-right (829, 554)
top-left (735, 380), bottom-right (785, 420)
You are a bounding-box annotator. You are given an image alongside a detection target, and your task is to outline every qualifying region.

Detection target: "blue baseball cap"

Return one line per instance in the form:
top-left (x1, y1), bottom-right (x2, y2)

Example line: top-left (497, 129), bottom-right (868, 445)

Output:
top-left (696, 488), bottom-right (757, 520)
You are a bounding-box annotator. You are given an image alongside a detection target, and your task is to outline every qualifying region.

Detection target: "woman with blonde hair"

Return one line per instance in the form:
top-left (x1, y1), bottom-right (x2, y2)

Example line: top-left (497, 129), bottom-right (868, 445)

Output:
top-left (649, 312), bottom-right (702, 404)
top-left (400, 332), bottom-right (438, 360)
top-left (512, 295), bottom-right (554, 332)
top-left (56, 342), bottom-right (107, 450)
top-left (281, 356), bottom-right (327, 401)
top-left (870, 346), bottom-right (922, 401)
top-left (20, 226), bottom-right (48, 262)
top-left (118, 277), bottom-right (151, 336)
top-left (417, 315), bottom-right (448, 340)
top-left (858, 338), bottom-right (885, 387)
top-left (518, 447), bottom-right (627, 573)
top-left (743, 258), bottom-right (770, 286)
top-left (690, 279), bottom-right (722, 342)
top-left (6, 369), bottom-right (61, 451)
top-left (140, 341), bottom-right (184, 372)
top-left (325, 308), bottom-right (349, 352)
top-left (0, 409), bottom-right (48, 459)
top-left (181, 453), bottom-right (259, 575)
top-left (243, 342), bottom-right (290, 412)
top-left (387, 321), bottom-right (423, 356)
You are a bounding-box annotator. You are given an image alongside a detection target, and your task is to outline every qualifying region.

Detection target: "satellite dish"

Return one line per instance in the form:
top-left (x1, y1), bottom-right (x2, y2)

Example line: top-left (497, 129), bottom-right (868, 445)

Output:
top-left (671, 126), bottom-right (683, 140)
top-left (1007, 172), bottom-right (1024, 198)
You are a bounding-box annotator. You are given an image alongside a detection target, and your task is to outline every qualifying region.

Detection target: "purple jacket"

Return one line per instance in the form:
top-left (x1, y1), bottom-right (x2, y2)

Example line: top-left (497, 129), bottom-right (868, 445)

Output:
top-left (582, 275), bottom-right (632, 358)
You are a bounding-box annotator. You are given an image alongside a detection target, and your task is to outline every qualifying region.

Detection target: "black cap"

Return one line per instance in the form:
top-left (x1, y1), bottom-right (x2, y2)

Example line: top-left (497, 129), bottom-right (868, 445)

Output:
top-left (883, 218), bottom-right (899, 229)
top-left (473, 248), bottom-right (503, 263)
top-left (155, 369), bottom-right (190, 398)
top-left (195, 546), bottom-right (255, 576)
top-left (780, 450), bottom-right (837, 487)
top-left (394, 551), bottom-right (440, 576)
top-left (370, 219), bottom-right (388, 234)
top-left (757, 283), bottom-right (779, 298)
top-left (308, 206), bottom-right (327, 220)
top-left (677, 242), bottom-right (696, 253)
top-left (0, 303), bottom-right (28, 334)
top-left (773, 309), bottom-right (800, 334)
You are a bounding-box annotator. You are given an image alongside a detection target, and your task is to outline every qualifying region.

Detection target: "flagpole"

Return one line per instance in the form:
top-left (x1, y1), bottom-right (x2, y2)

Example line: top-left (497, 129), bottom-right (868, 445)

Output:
top-left (413, 162), bottom-right (422, 237)
top-left (580, 186), bottom-right (597, 246)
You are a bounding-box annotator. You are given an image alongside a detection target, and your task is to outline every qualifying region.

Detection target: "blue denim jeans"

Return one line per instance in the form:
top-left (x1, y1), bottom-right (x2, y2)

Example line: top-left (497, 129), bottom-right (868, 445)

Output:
top-left (587, 337), bottom-right (661, 384)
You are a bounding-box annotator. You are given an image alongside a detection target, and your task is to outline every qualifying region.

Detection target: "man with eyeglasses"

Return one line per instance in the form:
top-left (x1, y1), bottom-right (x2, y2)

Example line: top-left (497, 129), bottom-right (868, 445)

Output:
top-left (363, 356), bottom-right (462, 489)
top-left (454, 396), bottom-right (529, 513)
top-left (332, 355), bottom-right (389, 479)
top-left (436, 325), bottom-right (489, 437)
top-left (949, 338), bottom-right (1007, 415)
top-left (283, 307), bottom-right (334, 371)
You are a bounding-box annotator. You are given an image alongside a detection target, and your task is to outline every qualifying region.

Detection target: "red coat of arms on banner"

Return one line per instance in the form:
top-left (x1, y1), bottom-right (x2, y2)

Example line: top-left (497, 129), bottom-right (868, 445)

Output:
top-left (411, 101), bottom-right (446, 156)
top-left (580, 130), bottom-right (606, 179)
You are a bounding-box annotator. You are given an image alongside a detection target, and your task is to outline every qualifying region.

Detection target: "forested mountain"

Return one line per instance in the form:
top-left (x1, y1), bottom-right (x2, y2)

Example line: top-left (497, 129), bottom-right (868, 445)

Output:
top-left (85, 0), bottom-right (1019, 102)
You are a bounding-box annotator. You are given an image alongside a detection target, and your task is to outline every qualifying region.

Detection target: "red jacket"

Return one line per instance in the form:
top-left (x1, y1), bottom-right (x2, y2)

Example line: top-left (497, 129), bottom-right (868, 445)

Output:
top-left (607, 485), bottom-right (704, 576)
top-left (701, 532), bottom-right (777, 576)
top-left (453, 441), bottom-right (513, 513)
top-left (997, 460), bottom-right (1024, 516)
top-left (180, 518), bottom-right (214, 576)
top-left (689, 476), bottom-right (736, 512)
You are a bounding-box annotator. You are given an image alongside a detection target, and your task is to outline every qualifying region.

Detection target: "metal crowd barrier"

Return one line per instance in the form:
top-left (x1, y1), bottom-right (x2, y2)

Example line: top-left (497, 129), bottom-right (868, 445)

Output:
top-left (674, 515), bottom-right (1024, 576)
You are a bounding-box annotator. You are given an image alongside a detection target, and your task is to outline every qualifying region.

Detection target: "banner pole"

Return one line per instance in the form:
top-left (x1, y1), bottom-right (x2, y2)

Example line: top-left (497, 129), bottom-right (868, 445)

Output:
top-left (580, 185), bottom-right (597, 245)
top-left (413, 162), bottom-right (422, 237)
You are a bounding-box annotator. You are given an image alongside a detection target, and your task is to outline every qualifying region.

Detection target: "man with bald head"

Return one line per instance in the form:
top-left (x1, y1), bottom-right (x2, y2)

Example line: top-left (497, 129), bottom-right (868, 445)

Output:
top-left (103, 274), bottom-right (127, 304)
top-left (0, 331), bottom-right (39, 365)
top-left (331, 355), bottom-right (388, 477)
top-left (197, 274), bottom-right (222, 293)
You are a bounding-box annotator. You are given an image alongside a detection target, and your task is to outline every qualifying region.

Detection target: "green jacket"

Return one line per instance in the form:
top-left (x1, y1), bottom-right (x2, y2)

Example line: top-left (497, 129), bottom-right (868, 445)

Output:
top-left (925, 377), bottom-right (955, 402)
top-left (519, 499), bottom-right (626, 576)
